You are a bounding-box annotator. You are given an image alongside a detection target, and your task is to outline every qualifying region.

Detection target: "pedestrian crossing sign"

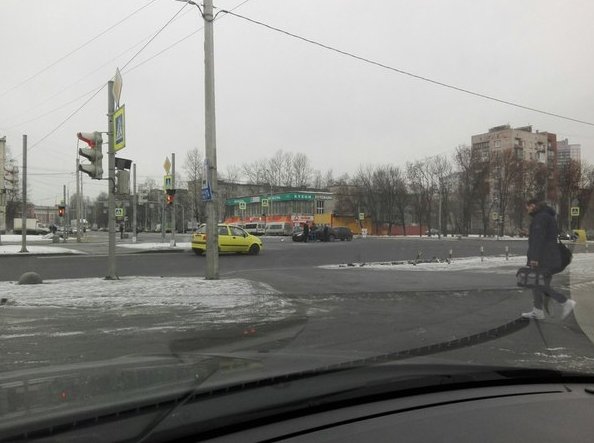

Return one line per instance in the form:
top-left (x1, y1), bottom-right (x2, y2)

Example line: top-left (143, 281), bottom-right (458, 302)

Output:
top-left (114, 105), bottom-right (126, 151)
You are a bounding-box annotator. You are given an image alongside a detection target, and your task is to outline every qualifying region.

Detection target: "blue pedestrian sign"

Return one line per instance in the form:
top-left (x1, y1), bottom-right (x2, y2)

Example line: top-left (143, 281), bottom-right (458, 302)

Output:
top-left (201, 185), bottom-right (212, 201)
top-left (114, 105), bottom-right (126, 151)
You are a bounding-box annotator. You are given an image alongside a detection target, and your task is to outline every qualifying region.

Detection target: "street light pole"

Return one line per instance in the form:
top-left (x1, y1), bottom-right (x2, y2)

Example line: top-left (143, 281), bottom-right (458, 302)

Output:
top-left (203, 0), bottom-right (219, 279)
top-left (178, 0), bottom-right (219, 278)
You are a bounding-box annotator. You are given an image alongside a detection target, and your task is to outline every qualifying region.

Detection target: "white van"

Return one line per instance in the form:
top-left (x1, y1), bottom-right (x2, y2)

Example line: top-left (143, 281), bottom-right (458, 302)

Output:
top-left (265, 222), bottom-right (293, 236)
top-left (243, 222), bottom-right (266, 236)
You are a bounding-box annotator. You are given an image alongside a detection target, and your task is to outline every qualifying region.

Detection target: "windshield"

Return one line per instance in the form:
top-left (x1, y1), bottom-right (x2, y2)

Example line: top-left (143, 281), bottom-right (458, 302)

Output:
top-left (1, 0), bottom-right (594, 440)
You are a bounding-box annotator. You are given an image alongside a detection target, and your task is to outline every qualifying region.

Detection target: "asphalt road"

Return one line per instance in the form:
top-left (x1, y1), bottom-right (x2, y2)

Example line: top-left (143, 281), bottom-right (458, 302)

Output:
top-left (0, 234), bottom-right (528, 288)
top-left (2, 235), bottom-right (593, 378)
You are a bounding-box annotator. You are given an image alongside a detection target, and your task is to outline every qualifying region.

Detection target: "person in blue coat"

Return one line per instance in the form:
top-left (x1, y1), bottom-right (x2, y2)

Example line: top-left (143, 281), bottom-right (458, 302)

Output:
top-left (521, 198), bottom-right (576, 320)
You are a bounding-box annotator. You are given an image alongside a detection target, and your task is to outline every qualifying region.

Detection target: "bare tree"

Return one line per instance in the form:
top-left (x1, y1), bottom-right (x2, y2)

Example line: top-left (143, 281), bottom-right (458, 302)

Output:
top-left (221, 164), bottom-right (242, 183)
top-left (492, 148), bottom-right (522, 236)
top-left (184, 148), bottom-right (204, 224)
top-left (428, 156), bottom-right (452, 235)
top-left (292, 153), bottom-right (313, 188)
top-left (406, 160), bottom-right (436, 236)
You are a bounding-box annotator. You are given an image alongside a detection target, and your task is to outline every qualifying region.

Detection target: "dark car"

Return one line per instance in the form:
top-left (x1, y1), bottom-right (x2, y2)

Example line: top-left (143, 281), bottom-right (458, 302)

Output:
top-left (332, 226), bottom-right (354, 241)
top-left (292, 226), bottom-right (306, 242)
top-left (559, 231), bottom-right (578, 241)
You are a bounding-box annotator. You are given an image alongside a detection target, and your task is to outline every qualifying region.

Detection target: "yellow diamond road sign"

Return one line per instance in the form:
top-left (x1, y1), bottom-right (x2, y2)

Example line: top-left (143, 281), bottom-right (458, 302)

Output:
top-left (163, 157), bottom-right (171, 174)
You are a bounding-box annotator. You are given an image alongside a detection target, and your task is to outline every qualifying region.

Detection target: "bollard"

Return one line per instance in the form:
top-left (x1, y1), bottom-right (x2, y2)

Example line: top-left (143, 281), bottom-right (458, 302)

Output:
top-left (505, 246), bottom-right (509, 260)
top-left (480, 246), bottom-right (484, 262)
top-left (449, 249), bottom-right (453, 260)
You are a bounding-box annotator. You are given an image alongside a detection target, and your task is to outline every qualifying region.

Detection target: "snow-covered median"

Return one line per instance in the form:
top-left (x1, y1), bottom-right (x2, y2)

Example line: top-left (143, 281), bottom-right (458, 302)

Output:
top-left (0, 244), bottom-right (85, 255)
top-left (117, 242), bottom-right (192, 251)
top-left (321, 253), bottom-right (594, 279)
top-left (1, 277), bottom-right (279, 308)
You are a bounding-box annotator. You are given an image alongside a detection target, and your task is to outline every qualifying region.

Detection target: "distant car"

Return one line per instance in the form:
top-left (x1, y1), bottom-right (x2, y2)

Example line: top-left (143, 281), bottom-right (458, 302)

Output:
top-left (191, 224), bottom-right (263, 255)
top-left (425, 228), bottom-right (440, 237)
top-left (332, 226), bottom-right (354, 241)
top-left (559, 231), bottom-right (578, 241)
top-left (265, 222), bottom-right (293, 236)
top-left (292, 226), bottom-right (307, 242)
top-left (243, 222), bottom-right (266, 236)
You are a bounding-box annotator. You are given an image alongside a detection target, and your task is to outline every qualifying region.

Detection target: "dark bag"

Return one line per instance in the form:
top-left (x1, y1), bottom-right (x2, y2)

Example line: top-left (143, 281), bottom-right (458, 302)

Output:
top-left (554, 240), bottom-right (572, 274)
top-left (516, 267), bottom-right (547, 288)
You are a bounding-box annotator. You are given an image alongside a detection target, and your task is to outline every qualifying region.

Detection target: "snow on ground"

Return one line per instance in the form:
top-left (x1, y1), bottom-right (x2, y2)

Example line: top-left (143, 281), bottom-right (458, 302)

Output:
top-left (0, 244), bottom-right (85, 255)
top-left (321, 252), bottom-right (594, 279)
top-left (0, 234), bottom-right (52, 242)
top-left (0, 277), bottom-right (297, 324)
top-left (118, 242), bottom-right (192, 251)
top-left (1, 277), bottom-right (279, 308)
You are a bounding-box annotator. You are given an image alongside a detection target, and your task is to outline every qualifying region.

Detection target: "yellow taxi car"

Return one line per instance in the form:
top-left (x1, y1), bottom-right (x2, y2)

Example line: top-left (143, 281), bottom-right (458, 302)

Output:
top-left (191, 224), bottom-right (263, 255)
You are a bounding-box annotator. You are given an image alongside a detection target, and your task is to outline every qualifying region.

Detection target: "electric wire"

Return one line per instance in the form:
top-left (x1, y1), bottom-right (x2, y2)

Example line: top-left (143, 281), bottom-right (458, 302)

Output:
top-left (26, 1), bottom-right (190, 153)
top-left (3, 0), bottom-right (254, 131)
top-left (220, 10), bottom-right (594, 127)
top-left (0, 0), bottom-right (159, 100)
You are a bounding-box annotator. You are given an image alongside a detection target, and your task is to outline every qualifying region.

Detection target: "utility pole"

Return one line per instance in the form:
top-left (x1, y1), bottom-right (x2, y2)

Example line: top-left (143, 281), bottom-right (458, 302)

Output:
top-left (171, 152), bottom-right (176, 246)
top-left (76, 157), bottom-right (81, 242)
top-left (63, 185), bottom-right (67, 242)
top-left (106, 80), bottom-right (117, 280)
top-left (204, 0), bottom-right (219, 279)
top-left (20, 135), bottom-right (28, 253)
top-left (132, 163), bottom-right (137, 243)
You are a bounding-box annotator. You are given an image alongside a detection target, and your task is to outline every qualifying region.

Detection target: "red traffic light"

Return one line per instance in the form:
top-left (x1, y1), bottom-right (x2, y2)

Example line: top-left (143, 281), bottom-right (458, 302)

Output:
top-left (58, 205), bottom-right (65, 217)
top-left (166, 194), bottom-right (174, 205)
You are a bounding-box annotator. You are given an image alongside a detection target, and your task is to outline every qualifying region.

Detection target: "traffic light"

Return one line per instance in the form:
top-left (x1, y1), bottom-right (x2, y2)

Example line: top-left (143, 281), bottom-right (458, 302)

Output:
top-left (116, 169), bottom-right (130, 195)
top-left (77, 131), bottom-right (103, 179)
top-left (58, 205), bottom-right (65, 217)
top-left (166, 189), bottom-right (176, 205)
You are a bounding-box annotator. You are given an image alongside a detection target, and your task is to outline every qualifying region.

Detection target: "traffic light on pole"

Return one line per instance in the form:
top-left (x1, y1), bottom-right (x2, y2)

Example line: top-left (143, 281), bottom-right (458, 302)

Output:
top-left (166, 189), bottom-right (176, 205)
top-left (77, 131), bottom-right (103, 179)
top-left (58, 205), bottom-right (65, 217)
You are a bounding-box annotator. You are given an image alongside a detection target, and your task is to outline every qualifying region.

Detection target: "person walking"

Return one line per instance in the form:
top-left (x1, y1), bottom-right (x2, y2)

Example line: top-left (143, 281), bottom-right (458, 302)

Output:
top-left (302, 223), bottom-right (309, 243)
top-left (521, 198), bottom-right (576, 320)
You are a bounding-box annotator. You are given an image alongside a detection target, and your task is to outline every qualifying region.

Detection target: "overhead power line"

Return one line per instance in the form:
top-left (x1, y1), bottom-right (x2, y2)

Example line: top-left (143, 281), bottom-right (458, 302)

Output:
top-left (3, 0), bottom-right (255, 131)
top-left (0, 0), bottom-right (159, 100)
top-left (26, 1), bottom-right (190, 153)
top-left (221, 11), bottom-right (594, 128)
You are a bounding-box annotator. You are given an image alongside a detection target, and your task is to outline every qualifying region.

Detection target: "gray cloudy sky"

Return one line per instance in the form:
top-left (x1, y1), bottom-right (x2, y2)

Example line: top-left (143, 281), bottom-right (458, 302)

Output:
top-left (1, 0), bottom-right (593, 206)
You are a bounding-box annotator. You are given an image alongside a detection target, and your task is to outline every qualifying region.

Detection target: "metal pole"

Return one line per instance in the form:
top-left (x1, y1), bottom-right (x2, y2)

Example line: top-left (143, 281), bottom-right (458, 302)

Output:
top-left (81, 169), bottom-right (85, 234)
top-left (171, 153), bottom-right (176, 246)
top-left (106, 80), bottom-right (117, 280)
top-left (438, 181), bottom-right (442, 239)
top-left (204, 0), bottom-right (219, 279)
top-left (161, 193), bottom-right (165, 242)
top-left (63, 185), bottom-right (67, 242)
top-left (20, 135), bottom-right (28, 253)
top-left (76, 157), bottom-right (81, 242)
top-left (132, 163), bottom-right (137, 243)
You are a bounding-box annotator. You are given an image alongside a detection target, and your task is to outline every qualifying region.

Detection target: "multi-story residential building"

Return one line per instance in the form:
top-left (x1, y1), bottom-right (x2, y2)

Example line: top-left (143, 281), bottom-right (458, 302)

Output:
top-left (470, 125), bottom-right (561, 235)
top-left (471, 125), bottom-right (550, 163)
top-left (556, 138), bottom-right (581, 168)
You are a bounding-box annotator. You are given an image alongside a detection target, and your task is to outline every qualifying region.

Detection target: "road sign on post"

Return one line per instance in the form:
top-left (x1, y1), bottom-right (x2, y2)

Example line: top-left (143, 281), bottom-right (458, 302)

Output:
top-left (113, 106), bottom-right (126, 151)
top-left (571, 207), bottom-right (580, 217)
top-left (163, 175), bottom-right (173, 191)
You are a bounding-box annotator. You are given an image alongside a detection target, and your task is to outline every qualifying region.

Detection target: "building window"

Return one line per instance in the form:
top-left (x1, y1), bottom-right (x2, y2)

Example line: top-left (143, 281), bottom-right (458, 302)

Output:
top-left (316, 200), bottom-right (324, 214)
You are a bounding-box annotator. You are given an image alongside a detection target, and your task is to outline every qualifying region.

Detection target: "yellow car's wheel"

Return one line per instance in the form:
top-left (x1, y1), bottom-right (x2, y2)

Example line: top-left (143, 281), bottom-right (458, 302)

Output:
top-left (248, 244), bottom-right (260, 255)
top-left (193, 249), bottom-right (204, 256)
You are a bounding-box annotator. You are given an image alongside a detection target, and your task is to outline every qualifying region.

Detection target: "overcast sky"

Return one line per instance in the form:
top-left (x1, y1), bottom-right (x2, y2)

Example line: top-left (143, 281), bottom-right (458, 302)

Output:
top-left (1, 0), bottom-right (593, 206)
